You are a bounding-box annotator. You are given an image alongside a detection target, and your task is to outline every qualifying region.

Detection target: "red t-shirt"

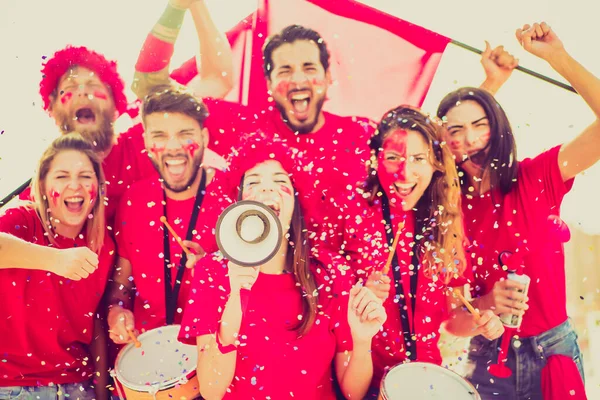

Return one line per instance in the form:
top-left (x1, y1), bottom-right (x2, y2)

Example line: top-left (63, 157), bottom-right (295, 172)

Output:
top-left (102, 123), bottom-right (158, 225)
top-left (334, 195), bottom-right (470, 387)
top-left (463, 146), bottom-right (574, 337)
top-left (114, 176), bottom-right (218, 333)
top-left (178, 256), bottom-right (353, 399)
top-left (0, 206), bottom-right (115, 386)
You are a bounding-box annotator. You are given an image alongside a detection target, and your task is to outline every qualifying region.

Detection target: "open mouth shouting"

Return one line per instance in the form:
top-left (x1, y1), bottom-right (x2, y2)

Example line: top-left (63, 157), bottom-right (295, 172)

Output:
top-left (262, 199), bottom-right (281, 217)
top-left (288, 90), bottom-right (311, 121)
top-left (75, 107), bottom-right (96, 125)
top-left (392, 182), bottom-right (417, 197)
top-left (64, 195), bottom-right (85, 213)
top-left (163, 157), bottom-right (188, 181)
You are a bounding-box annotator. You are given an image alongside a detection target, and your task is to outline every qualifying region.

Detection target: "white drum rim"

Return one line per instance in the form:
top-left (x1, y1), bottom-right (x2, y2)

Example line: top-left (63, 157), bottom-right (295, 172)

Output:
top-left (115, 325), bottom-right (197, 392)
top-left (382, 362), bottom-right (480, 399)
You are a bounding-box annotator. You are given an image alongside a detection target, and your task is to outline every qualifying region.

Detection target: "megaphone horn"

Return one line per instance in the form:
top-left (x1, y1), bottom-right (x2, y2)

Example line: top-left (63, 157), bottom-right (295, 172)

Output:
top-left (236, 209), bottom-right (271, 244)
top-left (216, 200), bottom-right (283, 267)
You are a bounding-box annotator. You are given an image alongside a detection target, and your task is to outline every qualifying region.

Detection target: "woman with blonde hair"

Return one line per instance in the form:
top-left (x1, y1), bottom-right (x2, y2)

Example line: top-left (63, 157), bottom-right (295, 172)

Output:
top-left (324, 105), bottom-right (504, 396)
top-left (0, 133), bottom-right (114, 400)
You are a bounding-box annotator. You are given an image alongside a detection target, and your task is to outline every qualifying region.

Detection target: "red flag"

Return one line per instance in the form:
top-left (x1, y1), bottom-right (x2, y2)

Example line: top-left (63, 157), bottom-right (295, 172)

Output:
top-left (542, 355), bottom-right (587, 400)
top-left (173, 0), bottom-right (450, 120)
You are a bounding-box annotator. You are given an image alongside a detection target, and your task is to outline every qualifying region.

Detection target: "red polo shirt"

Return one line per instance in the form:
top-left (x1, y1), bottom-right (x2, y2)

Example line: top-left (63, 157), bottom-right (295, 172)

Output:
top-left (178, 256), bottom-right (353, 399)
top-left (0, 206), bottom-right (115, 386)
top-left (462, 145), bottom-right (574, 337)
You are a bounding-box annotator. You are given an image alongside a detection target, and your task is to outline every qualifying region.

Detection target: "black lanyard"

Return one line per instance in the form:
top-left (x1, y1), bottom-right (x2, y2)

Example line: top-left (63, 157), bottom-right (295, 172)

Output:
top-left (162, 170), bottom-right (206, 325)
top-left (380, 192), bottom-right (419, 361)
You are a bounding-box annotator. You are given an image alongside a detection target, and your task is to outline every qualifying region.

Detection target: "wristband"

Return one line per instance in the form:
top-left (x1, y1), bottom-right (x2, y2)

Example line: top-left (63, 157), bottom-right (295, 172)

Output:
top-left (216, 333), bottom-right (238, 354)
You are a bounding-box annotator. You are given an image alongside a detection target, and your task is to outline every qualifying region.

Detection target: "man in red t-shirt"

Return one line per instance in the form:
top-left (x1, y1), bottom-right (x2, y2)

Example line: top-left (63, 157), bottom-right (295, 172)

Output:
top-left (209, 26), bottom-right (376, 233)
top-left (106, 85), bottom-right (218, 344)
top-left (33, 0), bottom-right (232, 223)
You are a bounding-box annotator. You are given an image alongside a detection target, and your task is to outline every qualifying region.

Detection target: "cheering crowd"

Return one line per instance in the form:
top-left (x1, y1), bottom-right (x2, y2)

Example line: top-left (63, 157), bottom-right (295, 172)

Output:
top-left (1, 1), bottom-right (600, 399)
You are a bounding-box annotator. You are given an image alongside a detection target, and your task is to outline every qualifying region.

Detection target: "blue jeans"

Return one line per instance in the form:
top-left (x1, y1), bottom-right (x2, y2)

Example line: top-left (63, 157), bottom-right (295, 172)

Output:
top-left (465, 319), bottom-right (584, 400)
top-left (0, 381), bottom-right (96, 400)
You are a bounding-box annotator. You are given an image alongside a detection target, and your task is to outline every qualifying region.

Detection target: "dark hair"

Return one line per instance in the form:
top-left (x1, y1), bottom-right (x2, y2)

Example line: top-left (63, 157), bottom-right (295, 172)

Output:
top-left (436, 87), bottom-right (518, 195)
top-left (142, 84), bottom-right (209, 128)
top-left (237, 177), bottom-right (318, 336)
top-left (364, 105), bottom-right (466, 282)
top-left (263, 25), bottom-right (331, 79)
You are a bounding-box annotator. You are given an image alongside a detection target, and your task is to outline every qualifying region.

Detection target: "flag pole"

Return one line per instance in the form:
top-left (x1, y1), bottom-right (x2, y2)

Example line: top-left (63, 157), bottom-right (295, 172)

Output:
top-left (450, 39), bottom-right (576, 94)
top-left (0, 178), bottom-right (31, 208)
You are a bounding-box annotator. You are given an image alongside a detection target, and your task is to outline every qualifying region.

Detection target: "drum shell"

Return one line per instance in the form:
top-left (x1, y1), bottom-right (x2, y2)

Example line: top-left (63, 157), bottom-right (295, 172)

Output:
top-left (120, 375), bottom-right (199, 400)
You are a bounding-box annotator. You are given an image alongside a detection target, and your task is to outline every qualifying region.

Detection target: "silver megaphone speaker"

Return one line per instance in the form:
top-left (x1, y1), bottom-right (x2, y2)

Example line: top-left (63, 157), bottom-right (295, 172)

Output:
top-left (215, 200), bottom-right (283, 267)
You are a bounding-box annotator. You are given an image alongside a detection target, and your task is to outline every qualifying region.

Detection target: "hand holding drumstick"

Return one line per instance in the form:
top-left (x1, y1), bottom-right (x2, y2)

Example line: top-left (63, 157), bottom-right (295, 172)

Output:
top-left (451, 288), bottom-right (504, 340)
top-left (365, 221), bottom-right (405, 301)
top-left (160, 216), bottom-right (205, 269)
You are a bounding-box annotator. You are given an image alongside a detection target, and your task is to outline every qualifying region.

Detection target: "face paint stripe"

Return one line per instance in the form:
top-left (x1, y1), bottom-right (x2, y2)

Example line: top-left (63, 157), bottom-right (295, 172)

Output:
top-left (93, 91), bottom-right (108, 100)
top-left (60, 92), bottom-right (73, 105)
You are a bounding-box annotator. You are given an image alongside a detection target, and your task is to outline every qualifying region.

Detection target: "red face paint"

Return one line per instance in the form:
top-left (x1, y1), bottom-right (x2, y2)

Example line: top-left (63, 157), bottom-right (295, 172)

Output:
top-left (310, 78), bottom-right (326, 87)
top-left (89, 184), bottom-right (98, 202)
top-left (377, 130), bottom-right (409, 202)
top-left (93, 90), bottom-right (108, 100)
top-left (475, 131), bottom-right (491, 147)
top-left (60, 91), bottom-right (73, 105)
top-left (150, 143), bottom-right (166, 158)
top-left (280, 185), bottom-right (293, 196)
top-left (275, 80), bottom-right (291, 97)
top-left (183, 142), bottom-right (200, 158)
top-left (50, 188), bottom-right (61, 205)
top-left (449, 138), bottom-right (462, 150)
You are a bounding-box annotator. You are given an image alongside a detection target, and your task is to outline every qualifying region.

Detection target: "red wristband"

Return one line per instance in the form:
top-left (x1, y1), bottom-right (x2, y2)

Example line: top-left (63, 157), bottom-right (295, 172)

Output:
top-left (135, 34), bottom-right (175, 73)
top-left (216, 333), bottom-right (238, 354)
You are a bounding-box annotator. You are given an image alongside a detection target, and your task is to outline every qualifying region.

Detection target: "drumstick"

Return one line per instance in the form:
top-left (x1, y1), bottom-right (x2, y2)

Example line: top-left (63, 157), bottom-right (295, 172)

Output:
top-left (452, 288), bottom-right (481, 319)
top-left (160, 216), bottom-right (192, 257)
top-left (382, 221), bottom-right (405, 275)
top-left (128, 328), bottom-right (142, 348)
top-left (109, 369), bottom-right (126, 400)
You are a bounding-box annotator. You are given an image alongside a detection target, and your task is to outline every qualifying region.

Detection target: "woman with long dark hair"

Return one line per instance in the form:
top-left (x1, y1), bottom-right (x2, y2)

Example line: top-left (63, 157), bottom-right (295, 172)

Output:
top-left (0, 133), bottom-right (114, 399)
top-left (178, 134), bottom-right (386, 399)
top-left (436, 23), bottom-right (600, 399)
top-left (325, 105), bottom-right (504, 397)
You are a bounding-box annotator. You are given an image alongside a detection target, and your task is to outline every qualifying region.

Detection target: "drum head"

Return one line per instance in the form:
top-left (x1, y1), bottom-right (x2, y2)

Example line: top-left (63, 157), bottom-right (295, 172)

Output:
top-left (382, 362), bottom-right (480, 399)
top-left (115, 325), bottom-right (197, 392)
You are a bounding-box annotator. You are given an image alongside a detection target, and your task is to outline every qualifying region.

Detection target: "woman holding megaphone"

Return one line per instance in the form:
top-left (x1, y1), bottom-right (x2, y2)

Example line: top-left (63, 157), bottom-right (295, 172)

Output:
top-left (178, 133), bottom-right (386, 400)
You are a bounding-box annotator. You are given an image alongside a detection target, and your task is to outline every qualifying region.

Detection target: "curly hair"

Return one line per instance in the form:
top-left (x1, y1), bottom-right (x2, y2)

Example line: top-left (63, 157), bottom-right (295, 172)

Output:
top-left (39, 46), bottom-right (128, 115)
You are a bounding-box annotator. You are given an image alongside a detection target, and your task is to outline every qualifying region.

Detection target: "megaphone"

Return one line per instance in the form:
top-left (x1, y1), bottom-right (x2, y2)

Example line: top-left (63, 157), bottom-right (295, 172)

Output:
top-left (215, 200), bottom-right (283, 267)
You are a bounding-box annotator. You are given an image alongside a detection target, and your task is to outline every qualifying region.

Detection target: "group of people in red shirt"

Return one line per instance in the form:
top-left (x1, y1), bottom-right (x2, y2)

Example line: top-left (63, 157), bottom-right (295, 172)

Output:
top-left (1, 0), bottom-right (599, 399)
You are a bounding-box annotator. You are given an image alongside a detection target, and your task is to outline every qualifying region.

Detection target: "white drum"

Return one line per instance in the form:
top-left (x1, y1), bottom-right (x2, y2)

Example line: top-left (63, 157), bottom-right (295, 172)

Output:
top-left (114, 325), bottom-right (199, 400)
top-left (379, 362), bottom-right (480, 400)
